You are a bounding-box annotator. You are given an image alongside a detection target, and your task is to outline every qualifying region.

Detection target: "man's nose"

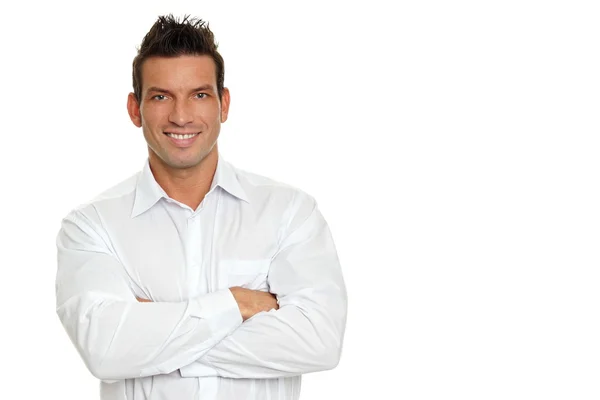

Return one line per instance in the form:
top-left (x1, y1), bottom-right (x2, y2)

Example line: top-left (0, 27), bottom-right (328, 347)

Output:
top-left (168, 100), bottom-right (194, 126)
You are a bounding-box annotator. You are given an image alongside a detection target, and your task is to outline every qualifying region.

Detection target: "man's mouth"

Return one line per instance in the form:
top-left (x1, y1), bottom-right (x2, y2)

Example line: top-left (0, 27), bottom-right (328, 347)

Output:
top-left (163, 132), bottom-right (201, 148)
top-left (164, 132), bottom-right (200, 139)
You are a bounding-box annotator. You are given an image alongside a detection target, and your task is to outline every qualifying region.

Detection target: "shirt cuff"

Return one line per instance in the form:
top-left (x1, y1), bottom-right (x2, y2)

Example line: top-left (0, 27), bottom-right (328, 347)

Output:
top-left (191, 288), bottom-right (243, 336)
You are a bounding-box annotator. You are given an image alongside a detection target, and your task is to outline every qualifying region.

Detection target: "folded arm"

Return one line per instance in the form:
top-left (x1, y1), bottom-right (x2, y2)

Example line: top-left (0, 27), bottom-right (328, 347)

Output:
top-left (55, 210), bottom-right (243, 381)
top-left (179, 195), bottom-right (348, 379)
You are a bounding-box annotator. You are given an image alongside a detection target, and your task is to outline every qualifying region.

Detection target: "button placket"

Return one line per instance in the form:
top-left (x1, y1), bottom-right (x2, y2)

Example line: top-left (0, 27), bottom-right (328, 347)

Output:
top-left (186, 213), bottom-right (203, 296)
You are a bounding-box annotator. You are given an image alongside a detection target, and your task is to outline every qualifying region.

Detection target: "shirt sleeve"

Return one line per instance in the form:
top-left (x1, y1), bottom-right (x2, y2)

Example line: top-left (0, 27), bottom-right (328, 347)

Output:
top-left (179, 194), bottom-right (348, 379)
top-left (55, 209), bottom-right (243, 381)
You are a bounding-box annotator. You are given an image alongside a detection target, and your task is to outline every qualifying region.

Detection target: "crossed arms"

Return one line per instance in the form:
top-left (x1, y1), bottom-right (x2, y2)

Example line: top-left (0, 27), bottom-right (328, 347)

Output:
top-left (55, 198), bottom-right (347, 381)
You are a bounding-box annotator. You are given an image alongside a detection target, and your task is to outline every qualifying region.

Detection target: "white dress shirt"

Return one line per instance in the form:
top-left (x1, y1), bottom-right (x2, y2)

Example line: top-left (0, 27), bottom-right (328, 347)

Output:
top-left (55, 153), bottom-right (347, 400)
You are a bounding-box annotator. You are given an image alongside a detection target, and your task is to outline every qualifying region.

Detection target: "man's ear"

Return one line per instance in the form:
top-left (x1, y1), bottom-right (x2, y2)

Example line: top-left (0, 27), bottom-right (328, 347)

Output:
top-left (220, 87), bottom-right (230, 123)
top-left (127, 92), bottom-right (142, 127)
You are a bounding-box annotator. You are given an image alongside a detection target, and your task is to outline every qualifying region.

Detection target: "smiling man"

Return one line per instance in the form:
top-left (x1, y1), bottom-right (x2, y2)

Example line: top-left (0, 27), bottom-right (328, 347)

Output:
top-left (55, 14), bottom-right (347, 400)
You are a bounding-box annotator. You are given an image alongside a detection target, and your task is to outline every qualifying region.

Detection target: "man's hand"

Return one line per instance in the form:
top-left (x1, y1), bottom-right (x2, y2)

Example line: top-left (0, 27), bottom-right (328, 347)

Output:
top-left (136, 296), bottom-right (152, 303)
top-left (229, 287), bottom-right (279, 321)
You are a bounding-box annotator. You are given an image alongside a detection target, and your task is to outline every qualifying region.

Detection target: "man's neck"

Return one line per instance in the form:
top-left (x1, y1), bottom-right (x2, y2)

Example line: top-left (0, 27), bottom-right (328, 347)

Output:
top-left (148, 149), bottom-right (218, 211)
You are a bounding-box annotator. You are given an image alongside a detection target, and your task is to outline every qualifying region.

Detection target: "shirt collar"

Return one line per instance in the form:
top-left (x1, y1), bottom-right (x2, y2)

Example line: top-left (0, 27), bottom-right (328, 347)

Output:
top-left (131, 152), bottom-right (249, 218)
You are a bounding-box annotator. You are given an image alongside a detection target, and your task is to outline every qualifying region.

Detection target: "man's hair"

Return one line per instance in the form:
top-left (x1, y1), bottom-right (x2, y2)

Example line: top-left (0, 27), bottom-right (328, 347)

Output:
top-left (132, 14), bottom-right (225, 103)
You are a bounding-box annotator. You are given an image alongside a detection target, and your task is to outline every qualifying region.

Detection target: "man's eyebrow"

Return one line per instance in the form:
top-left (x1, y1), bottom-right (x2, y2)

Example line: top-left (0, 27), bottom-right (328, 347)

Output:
top-left (190, 85), bottom-right (215, 93)
top-left (146, 85), bottom-right (216, 94)
top-left (146, 86), bottom-right (170, 94)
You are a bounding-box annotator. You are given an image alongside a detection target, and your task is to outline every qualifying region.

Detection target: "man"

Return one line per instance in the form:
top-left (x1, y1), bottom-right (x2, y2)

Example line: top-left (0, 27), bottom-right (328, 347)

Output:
top-left (55, 14), bottom-right (347, 400)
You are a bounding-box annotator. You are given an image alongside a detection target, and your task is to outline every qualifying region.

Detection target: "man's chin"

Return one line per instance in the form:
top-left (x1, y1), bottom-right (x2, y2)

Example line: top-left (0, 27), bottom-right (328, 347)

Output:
top-left (165, 154), bottom-right (210, 170)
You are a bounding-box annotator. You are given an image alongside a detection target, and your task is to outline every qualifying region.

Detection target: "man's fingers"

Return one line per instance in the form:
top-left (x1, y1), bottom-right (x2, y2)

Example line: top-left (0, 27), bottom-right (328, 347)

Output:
top-left (136, 296), bottom-right (152, 302)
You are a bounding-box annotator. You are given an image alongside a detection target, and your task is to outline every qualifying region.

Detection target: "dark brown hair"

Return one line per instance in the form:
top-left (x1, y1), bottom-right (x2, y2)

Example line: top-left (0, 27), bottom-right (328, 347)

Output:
top-left (132, 14), bottom-right (225, 103)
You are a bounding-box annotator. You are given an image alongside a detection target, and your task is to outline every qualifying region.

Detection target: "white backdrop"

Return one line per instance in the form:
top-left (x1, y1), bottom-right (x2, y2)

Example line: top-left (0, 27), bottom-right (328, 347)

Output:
top-left (1, 0), bottom-right (599, 399)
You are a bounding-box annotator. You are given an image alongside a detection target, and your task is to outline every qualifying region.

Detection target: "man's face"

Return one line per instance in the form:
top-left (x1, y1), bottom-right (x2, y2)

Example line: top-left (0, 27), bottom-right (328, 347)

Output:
top-left (127, 55), bottom-right (230, 170)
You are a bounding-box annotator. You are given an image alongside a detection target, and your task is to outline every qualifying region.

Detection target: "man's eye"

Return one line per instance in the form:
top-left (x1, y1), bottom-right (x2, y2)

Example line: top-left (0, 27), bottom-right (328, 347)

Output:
top-left (195, 93), bottom-right (207, 99)
top-left (152, 95), bottom-right (166, 100)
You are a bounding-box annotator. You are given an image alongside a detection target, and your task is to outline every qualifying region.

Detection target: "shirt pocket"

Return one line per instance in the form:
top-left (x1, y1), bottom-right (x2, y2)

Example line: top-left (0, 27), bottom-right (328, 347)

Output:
top-left (220, 259), bottom-right (271, 291)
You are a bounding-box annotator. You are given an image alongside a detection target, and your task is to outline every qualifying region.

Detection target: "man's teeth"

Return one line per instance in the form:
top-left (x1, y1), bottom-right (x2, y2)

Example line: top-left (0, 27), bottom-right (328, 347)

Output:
top-left (166, 133), bottom-right (198, 139)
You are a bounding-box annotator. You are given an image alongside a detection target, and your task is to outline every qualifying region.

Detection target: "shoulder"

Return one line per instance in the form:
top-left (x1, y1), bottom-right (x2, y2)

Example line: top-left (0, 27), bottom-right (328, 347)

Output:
top-left (227, 162), bottom-right (320, 242)
top-left (62, 171), bottom-right (140, 222)
top-left (231, 162), bottom-right (317, 210)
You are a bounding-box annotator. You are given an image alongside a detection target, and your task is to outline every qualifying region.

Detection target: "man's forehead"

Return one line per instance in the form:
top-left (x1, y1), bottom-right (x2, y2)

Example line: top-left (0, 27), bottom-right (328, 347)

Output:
top-left (141, 55), bottom-right (217, 90)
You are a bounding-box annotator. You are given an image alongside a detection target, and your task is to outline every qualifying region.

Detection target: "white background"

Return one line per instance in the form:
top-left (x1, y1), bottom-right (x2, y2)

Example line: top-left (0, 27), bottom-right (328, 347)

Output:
top-left (1, 0), bottom-right (599, 399)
